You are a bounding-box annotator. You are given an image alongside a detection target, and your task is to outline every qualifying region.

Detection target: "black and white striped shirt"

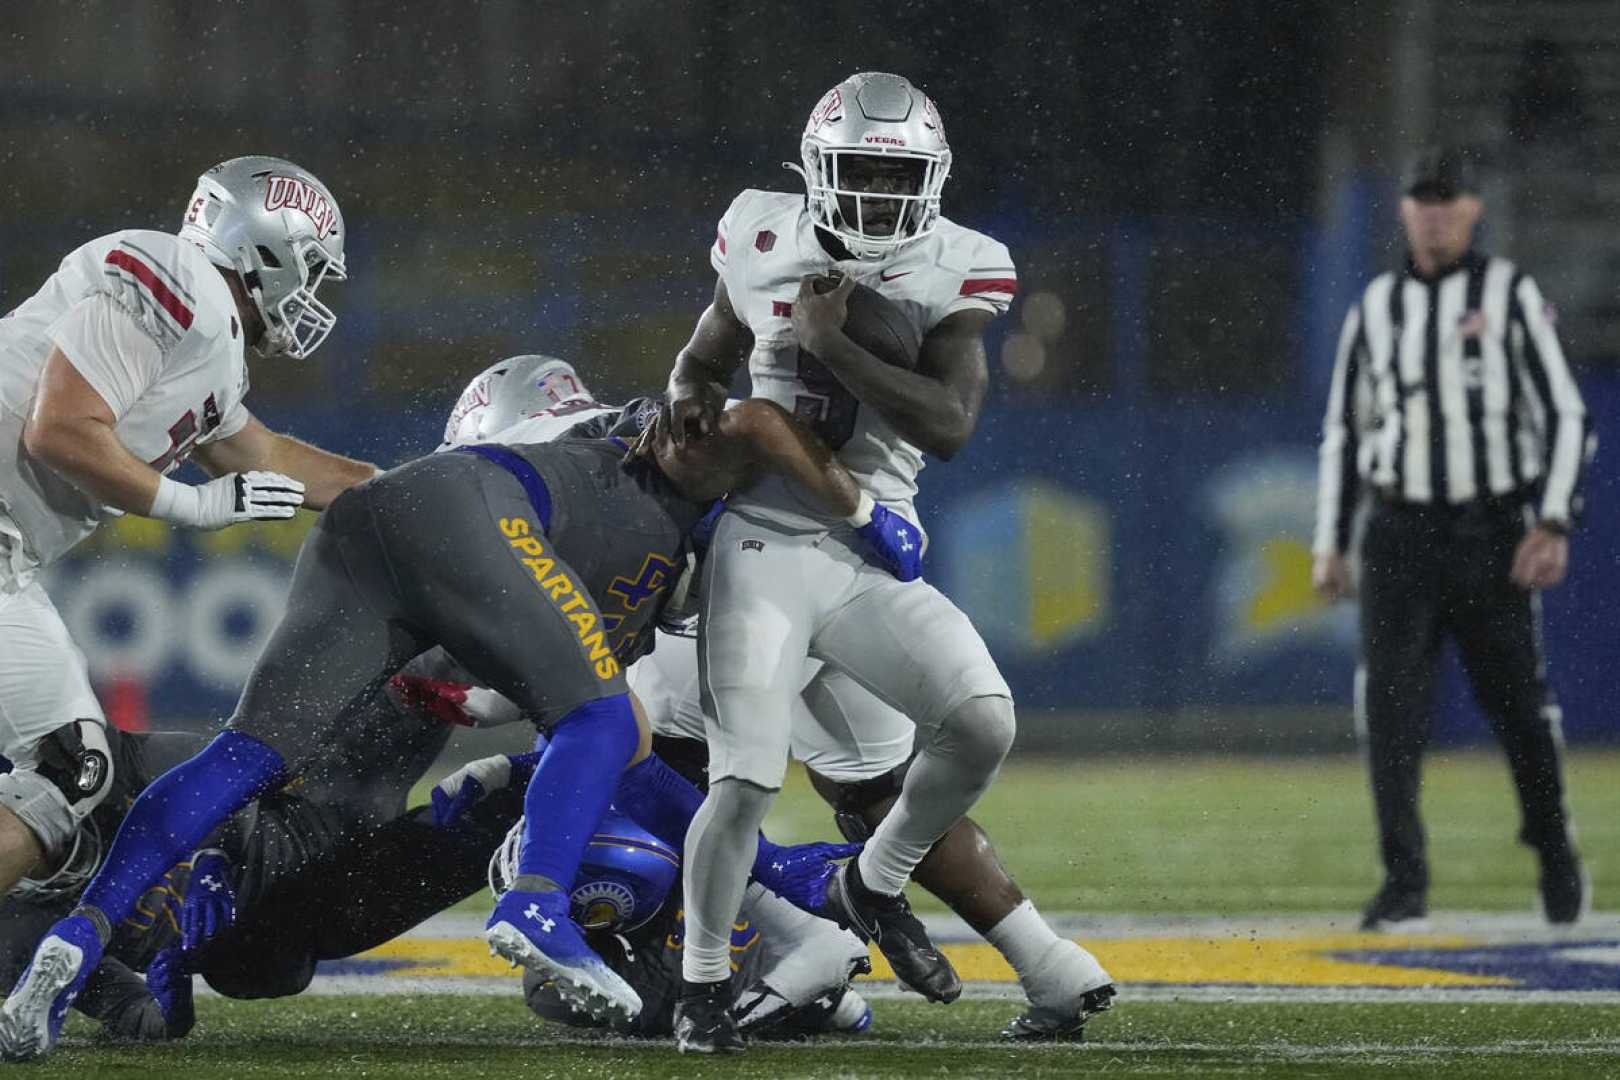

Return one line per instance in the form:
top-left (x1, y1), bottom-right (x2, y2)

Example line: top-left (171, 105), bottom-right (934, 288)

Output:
top-left (1314, 251), bottom-right (1594, 555)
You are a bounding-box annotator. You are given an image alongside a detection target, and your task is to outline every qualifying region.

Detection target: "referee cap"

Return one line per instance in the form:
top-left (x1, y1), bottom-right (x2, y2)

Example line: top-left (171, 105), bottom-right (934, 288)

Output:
top-left (1403, 145), bottom-right (1479, 200)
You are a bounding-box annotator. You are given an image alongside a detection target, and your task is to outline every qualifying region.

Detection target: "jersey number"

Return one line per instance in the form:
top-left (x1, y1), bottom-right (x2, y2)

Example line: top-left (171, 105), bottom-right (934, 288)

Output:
top-left (148, 394), bottom-right (222, 474)
top-left (793, 349), bottom-right (859, 450)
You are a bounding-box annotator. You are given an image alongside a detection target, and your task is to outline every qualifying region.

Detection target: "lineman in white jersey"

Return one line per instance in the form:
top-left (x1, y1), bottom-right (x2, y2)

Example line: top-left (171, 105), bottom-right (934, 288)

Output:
top-left (664, 71), bottom-right (1029, 1052)
top-left (0, 156), bottom-right (379, 901)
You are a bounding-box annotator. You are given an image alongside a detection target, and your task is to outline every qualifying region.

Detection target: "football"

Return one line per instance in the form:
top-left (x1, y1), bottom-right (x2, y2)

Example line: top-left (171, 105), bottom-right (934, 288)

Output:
top-left (812, 273), bottom-right (922, 370)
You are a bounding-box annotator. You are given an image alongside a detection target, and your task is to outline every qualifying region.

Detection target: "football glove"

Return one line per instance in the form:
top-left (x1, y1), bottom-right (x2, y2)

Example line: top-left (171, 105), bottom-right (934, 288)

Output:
top-left (144, 946), bottom-right (195, 1039)
top-left (847, 493), bottom-right (924, 582)
top-left (151, 471), bottom-right (304, 530)
top-left (753, 839), bottom-right (864, 913)
top-left (180, 848), bottom-right (236, 953)
top-left (430, 750), bottom-right (542, 827)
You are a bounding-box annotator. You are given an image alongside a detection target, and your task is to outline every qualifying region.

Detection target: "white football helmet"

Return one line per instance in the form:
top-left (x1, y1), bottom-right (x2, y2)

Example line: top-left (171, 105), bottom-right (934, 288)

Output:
top-left (441, 354), bottom-right (593, 447)
top-left (793, 72), bottom-right (952, 261)
top-left (179, 155), bottom-right (346, 359)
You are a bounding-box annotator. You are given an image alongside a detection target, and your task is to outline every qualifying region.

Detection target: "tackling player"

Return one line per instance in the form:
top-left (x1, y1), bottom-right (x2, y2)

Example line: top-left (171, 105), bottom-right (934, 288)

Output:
top-left (1, 688), bottom-right (869, 1045)
top-left (663, 71), bottom-right (1027, 1051)
top-left (0, 374), bottom-right (916, 1059)
top-left (0, 156), bottom-right (376, 905)
top-left (437, 362), bottom-right (1113, 1040)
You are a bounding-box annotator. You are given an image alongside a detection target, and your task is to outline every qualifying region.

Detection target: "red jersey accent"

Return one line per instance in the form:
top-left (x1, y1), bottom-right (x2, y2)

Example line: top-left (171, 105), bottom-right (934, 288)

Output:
top-left (716, 230), bottom-right (727, 256)
top-left (104, 249), bottom-right (195, 330)
top-left (958, 278), bottom-right (1018, 297)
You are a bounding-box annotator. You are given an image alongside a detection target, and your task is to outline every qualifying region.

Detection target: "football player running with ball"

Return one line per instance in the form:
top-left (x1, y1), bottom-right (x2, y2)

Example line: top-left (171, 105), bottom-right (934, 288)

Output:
top-left (665, 72), bottom-right (1072, 1052)
top-left (0, 157), bottom-right (376, 904)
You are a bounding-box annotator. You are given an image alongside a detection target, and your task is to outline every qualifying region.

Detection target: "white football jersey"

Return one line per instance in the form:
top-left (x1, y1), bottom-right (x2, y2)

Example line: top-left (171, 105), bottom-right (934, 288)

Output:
top-left (0, 230), bottom-right (250, 585)
top-left (711, 189), bottom-right (1016, 530)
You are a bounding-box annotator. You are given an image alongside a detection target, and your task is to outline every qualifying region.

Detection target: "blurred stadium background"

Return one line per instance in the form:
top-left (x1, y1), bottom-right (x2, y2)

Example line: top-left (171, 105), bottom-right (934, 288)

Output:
top-left (3, 2), bottom-right (1616, 854)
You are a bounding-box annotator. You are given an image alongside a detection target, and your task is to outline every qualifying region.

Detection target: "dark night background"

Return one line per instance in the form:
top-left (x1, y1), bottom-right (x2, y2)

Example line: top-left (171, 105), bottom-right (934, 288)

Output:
top-left (2, 0), bottom-right (1615, 745)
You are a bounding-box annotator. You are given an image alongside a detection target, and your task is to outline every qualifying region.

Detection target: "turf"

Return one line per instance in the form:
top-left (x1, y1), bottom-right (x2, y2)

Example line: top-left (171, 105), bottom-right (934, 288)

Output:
top-left (429, 749), bottom-right (1620, 917)
top-left (35, 994), bottom-right (1620, 1079)
top-left (33, 750), bottom-right (1619, 1076)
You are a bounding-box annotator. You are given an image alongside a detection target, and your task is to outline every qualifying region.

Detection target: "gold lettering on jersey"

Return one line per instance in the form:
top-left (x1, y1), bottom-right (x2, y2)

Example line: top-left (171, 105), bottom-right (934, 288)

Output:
top-left (500, 516), bottom-right (621, 680)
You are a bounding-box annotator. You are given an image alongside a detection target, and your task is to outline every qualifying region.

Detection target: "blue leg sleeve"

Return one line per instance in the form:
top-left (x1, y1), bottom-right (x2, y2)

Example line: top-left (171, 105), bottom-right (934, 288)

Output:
top-left (614, 750), bottom-right (785, 880)
top-left (516, 694), bottom-right (639, 887)
top-left (77, 731), bottom-right (286, 928)
top-left (611, 753), bottom-right (704, 852)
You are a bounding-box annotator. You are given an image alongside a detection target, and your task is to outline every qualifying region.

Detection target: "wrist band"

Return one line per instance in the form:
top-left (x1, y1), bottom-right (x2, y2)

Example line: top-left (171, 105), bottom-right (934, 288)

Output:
top-left (149, 475), bottom-right (195, 525)
top-left (845, 491), bottom-right (875, 529)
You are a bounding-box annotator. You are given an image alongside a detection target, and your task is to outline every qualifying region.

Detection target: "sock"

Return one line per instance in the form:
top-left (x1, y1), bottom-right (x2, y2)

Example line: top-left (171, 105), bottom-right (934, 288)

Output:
top-left (78, 731), bottom-right (286, 929)
top-left (859, 696), bottom-right (1014, 895)
top-left (516, 694), bottom-right (638, 887)
top-left (680, 777), bottom-right (773, 984)
top-left (986, 899), bottom-right (1111, 1003)
top-left (984, 900), bottom-right (1063, 980)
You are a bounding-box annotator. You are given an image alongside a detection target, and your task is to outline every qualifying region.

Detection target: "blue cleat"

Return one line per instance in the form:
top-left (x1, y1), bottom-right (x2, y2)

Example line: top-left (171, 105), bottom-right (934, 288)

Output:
top-left (0, 913), bottom-right (103, 1060)
top-left (485, 889), bottom-right (641, 1025)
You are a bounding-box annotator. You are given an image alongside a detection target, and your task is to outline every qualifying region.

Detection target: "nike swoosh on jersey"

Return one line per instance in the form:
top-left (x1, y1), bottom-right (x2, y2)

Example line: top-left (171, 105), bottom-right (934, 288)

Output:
top-left (879, 271), bottom-right (912, 282)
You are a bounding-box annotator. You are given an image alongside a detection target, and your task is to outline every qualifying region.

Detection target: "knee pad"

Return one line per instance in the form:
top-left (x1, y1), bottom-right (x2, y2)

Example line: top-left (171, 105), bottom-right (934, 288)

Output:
top-left (937, 695), bottom-right (1016, 767)
top-left (0, 720), bottom-right (114, 859)
top-left (703, 776), bottom-right (777, 838)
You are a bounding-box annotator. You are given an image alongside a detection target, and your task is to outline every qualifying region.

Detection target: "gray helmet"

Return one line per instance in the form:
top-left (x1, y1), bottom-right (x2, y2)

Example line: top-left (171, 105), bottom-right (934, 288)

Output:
top-left (792, 72), bottom-right (952, 261)
top-left (441, 354), bottom-right (593, 447)
top-left (178, 155), bottom-right (346, 358)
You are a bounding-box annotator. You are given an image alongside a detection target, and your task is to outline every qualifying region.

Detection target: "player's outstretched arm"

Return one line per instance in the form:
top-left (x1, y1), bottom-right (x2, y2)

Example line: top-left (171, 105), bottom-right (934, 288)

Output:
top-left (23, 347), bottom-right (188, 517)
top-left (191, 414), bottom-right (379, 511)
top-left (666, 278), bottom-right (753, 446)
top-left (794, 274), bottom-right (991, 461)
top-left (24, 347), bottom-right (301, 530)
top-left (707, 399), bottom-right (862, 518)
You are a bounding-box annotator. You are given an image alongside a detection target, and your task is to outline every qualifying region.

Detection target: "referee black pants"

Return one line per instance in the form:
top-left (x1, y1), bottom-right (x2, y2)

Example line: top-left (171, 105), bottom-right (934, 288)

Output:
top-left (1358, 497), bottom-right (1572, 895)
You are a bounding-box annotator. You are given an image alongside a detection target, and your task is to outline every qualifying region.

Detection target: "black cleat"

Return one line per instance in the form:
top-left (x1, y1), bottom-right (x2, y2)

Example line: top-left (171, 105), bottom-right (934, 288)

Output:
top-left (1540, 848), bottom-right (1590, 925)
top-left (1359, 881), bottom-right (1428, 932)
top-left (673, 978), bottom-right (745, 1054)
top-left (817, 860), bottom-right (961, 1003)
top-left (1001, 983), bottom-right (1116, 1042)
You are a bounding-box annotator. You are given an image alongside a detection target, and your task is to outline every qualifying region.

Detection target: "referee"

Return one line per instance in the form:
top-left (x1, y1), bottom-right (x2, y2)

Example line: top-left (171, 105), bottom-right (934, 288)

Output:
top-left (1312, 146), bottom-right (1596, 931)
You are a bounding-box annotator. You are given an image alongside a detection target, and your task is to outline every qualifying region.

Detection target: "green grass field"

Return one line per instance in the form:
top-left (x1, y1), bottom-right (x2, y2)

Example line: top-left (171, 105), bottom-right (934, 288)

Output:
top-left (806, 748), bottom-right (1620, 917)
top-left (40, 996), bottom-right (1620, 1079)
top-left (433, 747), bottom-right (1620, 918)
top-left (40, 750), bottom-right (1620, 1078)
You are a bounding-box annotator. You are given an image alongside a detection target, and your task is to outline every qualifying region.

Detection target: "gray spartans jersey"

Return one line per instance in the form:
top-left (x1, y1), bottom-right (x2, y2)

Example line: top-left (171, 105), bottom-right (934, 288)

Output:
top-left (500, 436), bottom-right (705, 670)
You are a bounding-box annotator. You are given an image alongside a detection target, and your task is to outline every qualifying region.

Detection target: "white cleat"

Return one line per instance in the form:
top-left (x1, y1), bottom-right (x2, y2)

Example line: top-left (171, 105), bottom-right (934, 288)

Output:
top-left (0, 932), bottom-right (90, 1061)
top-left (485, 920), bottom-right (642, 1025)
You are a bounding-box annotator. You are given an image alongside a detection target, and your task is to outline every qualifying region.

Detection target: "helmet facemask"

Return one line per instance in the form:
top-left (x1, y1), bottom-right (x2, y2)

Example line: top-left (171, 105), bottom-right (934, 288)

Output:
top-left (801, 147), bottom-right (948, 260)
top-left (248, 231), bottom-right (346, 360)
